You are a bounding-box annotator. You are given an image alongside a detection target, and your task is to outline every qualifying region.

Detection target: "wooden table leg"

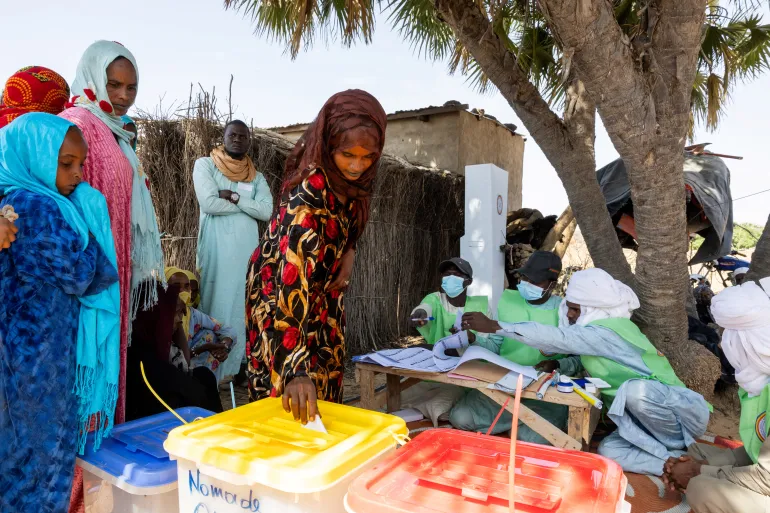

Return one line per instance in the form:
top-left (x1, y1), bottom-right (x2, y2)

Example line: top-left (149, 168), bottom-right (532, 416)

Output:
top-left (584, 405), bottom-right (600, 446)
top-left (358, 367), bottom-right (376, 410)
top-left (568, 406), bottom-right (585, 447)
top-left (386, 374), bottom-right (402, 413)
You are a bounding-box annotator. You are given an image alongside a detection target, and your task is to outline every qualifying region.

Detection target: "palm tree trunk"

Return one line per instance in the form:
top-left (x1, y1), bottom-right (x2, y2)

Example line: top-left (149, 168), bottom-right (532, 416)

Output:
top-left (537, 0), bottom-right (706, 381)
top-left (747, 213), bottom-right (770, 282)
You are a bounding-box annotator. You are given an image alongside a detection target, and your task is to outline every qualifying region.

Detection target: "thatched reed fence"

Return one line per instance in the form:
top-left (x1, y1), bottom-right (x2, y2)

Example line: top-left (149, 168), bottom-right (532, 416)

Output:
top-left (137, 90), bottom-right (465, 354)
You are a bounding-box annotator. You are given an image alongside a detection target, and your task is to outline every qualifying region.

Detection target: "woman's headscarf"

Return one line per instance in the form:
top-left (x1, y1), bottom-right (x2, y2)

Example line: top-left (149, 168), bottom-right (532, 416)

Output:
top-left (132, 281), bottom-right (181, 363)
top-left (0, 66), bottom-right (70, 129)
top-left (558, 268), bottom-right (640, 327)
top-left (69, 40), bottom-right (165, 318)
top-left (282, 89), bottom-right (387, 246)
top-left (712, 279), bottom-right (770, 396)
top-left (0, 112), bottom-right (121, 452)
top-left (164, 266), bottom-right (187, 282)
top-left (0, 113), bottom-right (88, 247)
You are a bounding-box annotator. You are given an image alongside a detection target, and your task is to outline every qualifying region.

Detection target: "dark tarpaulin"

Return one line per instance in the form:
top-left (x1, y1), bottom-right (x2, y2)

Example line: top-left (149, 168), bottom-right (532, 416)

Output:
top-left (596, 155), bottom-right (733, 265)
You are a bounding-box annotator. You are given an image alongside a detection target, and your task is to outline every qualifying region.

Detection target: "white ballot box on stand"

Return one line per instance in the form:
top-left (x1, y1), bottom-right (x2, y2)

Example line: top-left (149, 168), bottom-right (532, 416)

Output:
top-left (460, 164), bottom-right (509, 313)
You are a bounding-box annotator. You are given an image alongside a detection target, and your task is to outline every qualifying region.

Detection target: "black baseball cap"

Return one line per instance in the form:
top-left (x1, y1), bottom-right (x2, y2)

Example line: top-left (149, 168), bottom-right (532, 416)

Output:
top-left (516, 251), bottom-right (562, 283)
top-left (438, 257), bottom-right (474, 279)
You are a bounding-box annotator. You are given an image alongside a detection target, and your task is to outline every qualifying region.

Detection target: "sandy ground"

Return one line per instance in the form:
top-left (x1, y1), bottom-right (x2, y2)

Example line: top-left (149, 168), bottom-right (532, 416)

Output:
top-left (707, 407), bottom-right (740, 440)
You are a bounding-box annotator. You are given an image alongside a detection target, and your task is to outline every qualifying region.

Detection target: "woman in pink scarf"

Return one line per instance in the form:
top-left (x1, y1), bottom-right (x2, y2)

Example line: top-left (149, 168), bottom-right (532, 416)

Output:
top-left (61, 40), bottom-right (164, 513)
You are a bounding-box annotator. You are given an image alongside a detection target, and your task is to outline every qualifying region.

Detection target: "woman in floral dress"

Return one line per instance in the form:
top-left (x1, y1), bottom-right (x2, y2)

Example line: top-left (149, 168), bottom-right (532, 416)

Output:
top-left (246, 90), bottom-right (386, 423)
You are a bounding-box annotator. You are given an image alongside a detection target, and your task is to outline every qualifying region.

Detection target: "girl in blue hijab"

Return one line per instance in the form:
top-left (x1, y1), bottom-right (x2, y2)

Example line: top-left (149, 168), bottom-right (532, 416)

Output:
top-left (0, 113), bottom-right (119, 513)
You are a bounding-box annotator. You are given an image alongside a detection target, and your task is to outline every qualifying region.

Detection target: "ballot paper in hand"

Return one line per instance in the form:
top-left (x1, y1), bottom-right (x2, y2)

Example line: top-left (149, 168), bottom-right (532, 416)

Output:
top-left (453, 309), bottom-right (464, 331)
top-left (302, 416), bottom-right (328, 434)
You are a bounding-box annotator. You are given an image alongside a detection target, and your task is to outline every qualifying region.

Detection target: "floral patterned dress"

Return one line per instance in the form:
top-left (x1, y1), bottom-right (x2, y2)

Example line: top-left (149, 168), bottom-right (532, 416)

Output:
top-left (246, 169), bottom-right (357, 403)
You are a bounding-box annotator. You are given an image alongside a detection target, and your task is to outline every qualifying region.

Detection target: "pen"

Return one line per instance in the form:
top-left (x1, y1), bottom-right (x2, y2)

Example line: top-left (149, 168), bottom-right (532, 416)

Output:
top-left (567, 377), bottom-right (603, 410)
top-left (411, 316), bottom-right (435, 322)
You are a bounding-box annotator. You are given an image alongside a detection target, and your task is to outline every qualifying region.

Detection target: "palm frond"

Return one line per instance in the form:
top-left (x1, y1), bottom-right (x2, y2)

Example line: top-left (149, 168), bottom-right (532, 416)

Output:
top-left (224, 0), bottom-right (376, 58)
top-left (385, 0), bottom-right (455, 59)
top-left (729, 15), bottom-right (770, 78)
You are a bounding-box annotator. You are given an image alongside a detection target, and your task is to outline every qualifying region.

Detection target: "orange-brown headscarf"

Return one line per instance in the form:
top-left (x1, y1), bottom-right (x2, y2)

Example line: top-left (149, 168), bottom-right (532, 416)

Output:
top-left (282, 89), bottom-right (387, 247)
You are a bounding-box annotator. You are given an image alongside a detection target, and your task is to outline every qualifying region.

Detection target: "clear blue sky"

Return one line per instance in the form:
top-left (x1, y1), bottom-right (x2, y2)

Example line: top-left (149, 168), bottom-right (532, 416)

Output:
top-left (2, 0), bottom-right (768, 224)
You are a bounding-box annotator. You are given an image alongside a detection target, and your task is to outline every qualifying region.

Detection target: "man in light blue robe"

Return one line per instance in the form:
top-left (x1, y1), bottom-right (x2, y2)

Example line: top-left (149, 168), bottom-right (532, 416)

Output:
top-left (194, 120), bottom-right (273, 379)
top-left (464, 268), bottom-right (711, 476)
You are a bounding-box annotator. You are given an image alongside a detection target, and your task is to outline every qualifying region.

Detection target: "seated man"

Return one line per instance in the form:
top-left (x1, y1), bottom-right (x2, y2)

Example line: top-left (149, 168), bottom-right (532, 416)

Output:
top-left (464, 268), bottom-right (710, 476)
top-left (410, 257), bottom-right (489, 345)
top-left (665, 278), bottom-right (770, 512)
top-left (449, 251), bottom-right (570, 440)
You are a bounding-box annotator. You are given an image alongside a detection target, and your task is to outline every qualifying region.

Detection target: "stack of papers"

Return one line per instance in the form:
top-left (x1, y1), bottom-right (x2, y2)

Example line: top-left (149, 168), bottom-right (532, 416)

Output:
top-left (354, 332), bottom-right (539, 389)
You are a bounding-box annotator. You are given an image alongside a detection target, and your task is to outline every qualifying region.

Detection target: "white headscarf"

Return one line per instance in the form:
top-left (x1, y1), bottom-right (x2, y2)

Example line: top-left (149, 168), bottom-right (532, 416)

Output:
top-left (559, 268), bottom-right (640, 327)
top-left (70, 40), bottom-right (165, 317)
top-left (712, 279), bottom-right (770, 397)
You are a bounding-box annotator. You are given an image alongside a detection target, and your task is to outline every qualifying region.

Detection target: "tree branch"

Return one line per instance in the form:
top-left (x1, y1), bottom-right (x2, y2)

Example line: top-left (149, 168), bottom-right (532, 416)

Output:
top-left (431, 0), bottom-right (635, 285)
top-left (434, 0), bottom-right (569, 151)
top-left (537, 0), bottom-right (655, 156)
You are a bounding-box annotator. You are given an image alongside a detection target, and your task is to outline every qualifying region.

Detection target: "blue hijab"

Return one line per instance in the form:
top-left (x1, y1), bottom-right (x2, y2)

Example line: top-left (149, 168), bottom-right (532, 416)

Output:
top-left (0, 113), bottom-right (89, 248)
top-left (0, 113), bottom-right (121, 452)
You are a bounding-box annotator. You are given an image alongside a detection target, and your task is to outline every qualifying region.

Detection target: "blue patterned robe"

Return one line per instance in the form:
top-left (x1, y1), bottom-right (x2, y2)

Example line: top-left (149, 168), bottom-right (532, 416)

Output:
top-left (0, 190), bottom-right (118, 513)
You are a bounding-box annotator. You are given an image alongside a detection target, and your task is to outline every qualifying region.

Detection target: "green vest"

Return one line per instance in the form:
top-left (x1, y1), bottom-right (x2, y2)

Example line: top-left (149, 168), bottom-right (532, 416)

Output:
top-left (581, 318), bottom-right (687, 407)
top-left (416, 293), bottom-right (489, 345)
top-left (498, 290), bottom-right (564, 366)
top-left (739, 386), bottom-right (770, 463)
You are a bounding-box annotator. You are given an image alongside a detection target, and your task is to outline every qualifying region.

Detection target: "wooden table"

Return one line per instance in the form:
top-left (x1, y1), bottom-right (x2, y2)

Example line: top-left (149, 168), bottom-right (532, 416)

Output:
top-left (355, 362), bottom-right (600, 451)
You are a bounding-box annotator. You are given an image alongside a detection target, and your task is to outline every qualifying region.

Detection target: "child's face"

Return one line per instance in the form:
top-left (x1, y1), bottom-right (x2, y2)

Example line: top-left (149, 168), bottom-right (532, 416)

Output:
top-left (56, 128), bottom-right (87, 196)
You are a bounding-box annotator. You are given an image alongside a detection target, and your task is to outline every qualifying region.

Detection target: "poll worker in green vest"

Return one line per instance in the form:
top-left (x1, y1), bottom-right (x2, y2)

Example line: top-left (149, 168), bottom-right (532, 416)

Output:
top-left (448, 251), bottom-right (571, 441)
top-left (410, 257), bottom-right (490, 345)
top-left (664, 278), bottom-right (770, 512)
top-left (462, 267), bottom-right (710, 476)
top-left (497, 250), bottom-right (565, 366)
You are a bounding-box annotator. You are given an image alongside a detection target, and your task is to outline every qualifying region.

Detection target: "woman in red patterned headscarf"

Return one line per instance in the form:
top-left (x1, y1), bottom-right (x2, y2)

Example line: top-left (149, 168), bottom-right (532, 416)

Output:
top-left (245, 90), bottom-right (387, 422)
top-left (0, 66), bottom-right (70, 129)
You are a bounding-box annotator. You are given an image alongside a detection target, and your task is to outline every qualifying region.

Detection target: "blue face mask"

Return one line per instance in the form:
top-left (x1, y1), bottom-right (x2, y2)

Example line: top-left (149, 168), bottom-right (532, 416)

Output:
top-left (518, 281), bottom-right (546, 302)
top-left (442, 275), bottom-right (467, 298)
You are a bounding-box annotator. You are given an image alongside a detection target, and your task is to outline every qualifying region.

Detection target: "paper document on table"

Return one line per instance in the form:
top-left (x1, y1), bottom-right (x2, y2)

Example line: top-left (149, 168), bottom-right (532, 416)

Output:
top-left (354, 347), bottom-right (442, 372)
top-left (355, 334), bottom-right (539, 379)
top-left (432, 330), bottom-right (470, 372)
top-left (488, 370), bottom-right (537, 392)
top-left (454, 346), bottom-right (539, 380)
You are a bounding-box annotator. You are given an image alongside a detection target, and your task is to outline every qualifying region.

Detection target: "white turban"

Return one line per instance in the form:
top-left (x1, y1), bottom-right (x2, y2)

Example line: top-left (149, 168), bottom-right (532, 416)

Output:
top-left (712, 279), bottom-right (770, 396)
top-left (559, 268), bottom-right (640, 327)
